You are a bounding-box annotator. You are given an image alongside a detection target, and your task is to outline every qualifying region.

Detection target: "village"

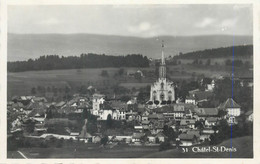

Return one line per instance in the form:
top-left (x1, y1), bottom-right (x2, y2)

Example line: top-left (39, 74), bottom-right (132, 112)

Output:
top-left (7, 46), bottom-right (253, 153)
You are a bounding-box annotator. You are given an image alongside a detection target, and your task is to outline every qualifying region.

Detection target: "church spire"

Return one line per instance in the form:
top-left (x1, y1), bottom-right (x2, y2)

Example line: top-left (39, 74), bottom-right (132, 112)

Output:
top-left (159, 40), bottom-right (166, 79)
top-left (161, 40), bottom-right (165, 65)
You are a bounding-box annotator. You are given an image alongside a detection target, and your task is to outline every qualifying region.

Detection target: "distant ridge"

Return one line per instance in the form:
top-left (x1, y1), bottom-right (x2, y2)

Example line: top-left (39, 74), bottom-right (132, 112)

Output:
top-left (174, 45), bottom-right (253, 59)
top-left (8, 33), bottom-right (252, 61)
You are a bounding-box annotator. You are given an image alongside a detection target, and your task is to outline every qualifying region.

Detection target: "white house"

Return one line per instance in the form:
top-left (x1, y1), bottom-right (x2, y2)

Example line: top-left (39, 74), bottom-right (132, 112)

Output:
top-left (218, 98), bottom-right (241, 124)
top-left (92, 94), bottom-right (105, 115)
top-left (245, 110), bottom-right (253, 122)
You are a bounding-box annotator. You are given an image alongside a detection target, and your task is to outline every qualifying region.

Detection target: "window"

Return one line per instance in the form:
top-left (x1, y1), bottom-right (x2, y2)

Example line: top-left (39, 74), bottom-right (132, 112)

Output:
top-left (160, 93), bottom-right (165, 100)
top-left (161, 82), bottom-right (164, 89)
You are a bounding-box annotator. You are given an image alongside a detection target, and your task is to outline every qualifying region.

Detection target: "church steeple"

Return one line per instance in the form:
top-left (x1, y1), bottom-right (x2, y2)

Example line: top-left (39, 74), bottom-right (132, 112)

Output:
top-left (161, 40), bottom-right (165, 65)
top-left (159, 40), bottom-right (166, 79)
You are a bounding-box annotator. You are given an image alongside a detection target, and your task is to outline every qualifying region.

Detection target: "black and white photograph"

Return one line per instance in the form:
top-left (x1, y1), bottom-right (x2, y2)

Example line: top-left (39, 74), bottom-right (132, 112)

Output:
top-left (4, 2), bottom-right (257, 160)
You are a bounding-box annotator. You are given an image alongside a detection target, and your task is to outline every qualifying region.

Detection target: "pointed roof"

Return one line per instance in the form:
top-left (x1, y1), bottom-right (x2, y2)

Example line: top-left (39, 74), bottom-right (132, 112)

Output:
top-left (161, 40), bottom-right (165, 65)
top-left (219, 98), bottom-right (241, 109)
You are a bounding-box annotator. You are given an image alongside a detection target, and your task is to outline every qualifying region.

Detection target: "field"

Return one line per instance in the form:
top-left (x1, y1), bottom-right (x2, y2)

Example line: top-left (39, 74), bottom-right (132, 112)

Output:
top-left (9, 144), bottom-right (160, 158)
top-left (7, 67), bottom-right (153, 100)
top-left (7, 63), bottom-right (252, 100)
top-left (144, 136), bottom-right (253, 158)
top-left (7, 136), bottom-right (252, 158)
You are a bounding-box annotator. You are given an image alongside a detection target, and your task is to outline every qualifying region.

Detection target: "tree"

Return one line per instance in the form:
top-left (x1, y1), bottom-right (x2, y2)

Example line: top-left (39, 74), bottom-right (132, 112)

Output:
top-left (31, 87), bottom-right (36, 95)
top-left (218, 109), bottom-right (227, 118)
top-left (106, 114), bottom-right (113, 128)
top-left (118, 68), bottom-right (124, 76)
top-left (195, 120), bottom-right (204, 130)
top-left (101, 136), bottom-right (108, 146)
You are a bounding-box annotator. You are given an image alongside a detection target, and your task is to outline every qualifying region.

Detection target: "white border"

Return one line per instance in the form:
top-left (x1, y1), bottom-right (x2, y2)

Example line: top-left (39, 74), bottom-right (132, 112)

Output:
top-left (1, 0), bottom-right (259, 163)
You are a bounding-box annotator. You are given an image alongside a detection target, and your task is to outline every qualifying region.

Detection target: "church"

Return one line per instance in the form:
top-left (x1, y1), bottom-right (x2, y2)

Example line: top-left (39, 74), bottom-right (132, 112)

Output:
top-left (148, 42), bottom-right (175, 107)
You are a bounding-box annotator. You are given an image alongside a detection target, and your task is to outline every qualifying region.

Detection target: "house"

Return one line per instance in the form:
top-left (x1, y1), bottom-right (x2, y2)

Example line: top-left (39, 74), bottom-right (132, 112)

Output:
top-left (148, 114), bottom-right (164, 121)
top-left (110, 101), bottom-right (127, 120)
top-left (155, 132), bottom-right (167, 142)
top-left (178, 133), bottom-right (199, 146)
top-left (185, 95), bottom-right (196, 105)
top-left (200, 134), bottom-right (211, 142)
top-left (245, 110), bottom-right (253, 122)
top-left (55, 101), bottom-right (66, 109)
top-left (205, 117), bottom-right (218, 127)
top-left (202, 128), bottom-right (216, 134)
top-left (109, 136), bottom-right (132, 143)
top-left (32, 97), bottom-right (48, 103)
top-left (180, 119), bottom-right (196, 129)
top-left (134, 125), bottom-right (143, 131)
top-left (147, 135), bottom-right (156, 143)
top-left (218, 98), bottom-right (241, 124)
top-left (185, 90), bottom-right (214, 105)
top-left (194, 108), bottom-right (219, 120)
top-left (132, 132), bottom-right (145, 144)
top-left (142, 112), bottom-right (149, 121)
top-left (92, 93), bottom-right (105, 115)
top-left (92, 135), bottom-right (102, 143)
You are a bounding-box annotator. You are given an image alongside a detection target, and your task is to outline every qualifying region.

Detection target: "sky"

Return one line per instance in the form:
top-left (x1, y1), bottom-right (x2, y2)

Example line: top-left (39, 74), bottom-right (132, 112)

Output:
top-left (8, 4), bottom-right (253, 37)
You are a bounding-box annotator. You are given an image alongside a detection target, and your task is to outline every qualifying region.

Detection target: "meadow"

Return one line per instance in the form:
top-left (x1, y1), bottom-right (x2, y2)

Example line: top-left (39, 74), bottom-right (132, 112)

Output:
top-left (7, 136), bottom-right (252, 158)
top-left (7, 63), bottom-right (252, 100)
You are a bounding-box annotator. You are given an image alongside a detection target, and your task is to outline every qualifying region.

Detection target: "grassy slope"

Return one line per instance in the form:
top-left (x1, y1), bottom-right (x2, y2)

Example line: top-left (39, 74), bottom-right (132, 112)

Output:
top-left (7, 63), bottom-right (252, 100)
top-left (16, 145), bottom-right (159, 158)
top-left (8, 136), bottom-right (252, 158)
top-left (144, 136), bottom-right (253, 158)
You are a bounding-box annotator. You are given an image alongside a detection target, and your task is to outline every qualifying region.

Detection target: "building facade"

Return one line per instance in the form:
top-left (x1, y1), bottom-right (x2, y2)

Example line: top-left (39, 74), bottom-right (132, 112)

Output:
top-left (149, 43), bottom-right (175, 106)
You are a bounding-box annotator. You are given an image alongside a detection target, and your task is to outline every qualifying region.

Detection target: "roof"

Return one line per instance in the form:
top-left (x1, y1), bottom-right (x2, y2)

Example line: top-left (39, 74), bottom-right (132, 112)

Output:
top-left (206, 117), bottom-right (218, 123)
top-left (194, 108), bottom-right (218, 116)
top-left (28, 107), bottom-right (46, 117)
top-left (93, 93), bottom-right (105, 99)
top-left (148, 114), bottom-right (164, 120)
top-left (173, 104), bottom-right (185, 111)
top-left (188, 90), bottom-right (213, 101)
top-left (156, 132), bottom-right (167, 138)
top-left (58, 106), bottom-right (77, 114)
top-left (32, 97), bottom-right (47, 102)
top-left (132, 133), bottom-right (145, 139)
top-left (154, 106), bottom-right (175, 113)
top-left (142, 120), bottom-right (150, 125)
top-left (179, 133), bottom-right (197, 140)
top-left (180, 119), bottom-right (196, 126)
top-left (110, 101), bottom-right (127, 110)
top-left (218, 98), bottom-right (241, 109)
top-left (55, 101), bottom-right (66, 107)
top-left (26, 102), bottom-right (46, 110)
top-left (11, 102), bottom-right (24, 109)
top-left (187, 130), bottom-right (200, 138)
top-left (245, 110), bottom-right (253, 116)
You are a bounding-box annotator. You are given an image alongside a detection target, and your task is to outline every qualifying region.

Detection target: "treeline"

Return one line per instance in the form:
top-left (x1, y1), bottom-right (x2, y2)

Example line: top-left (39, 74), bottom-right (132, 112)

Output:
top-left (174, 45), bottom-right (253, 59)
top-left (8, 53), bottom-right (150, 72)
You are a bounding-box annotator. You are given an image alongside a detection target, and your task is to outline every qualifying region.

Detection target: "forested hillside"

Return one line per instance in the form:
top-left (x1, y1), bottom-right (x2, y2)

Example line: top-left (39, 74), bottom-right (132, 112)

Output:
top-left (7, 53), bottom-right (149, 72)
top-left (174, 45), bottom-right (253, 59)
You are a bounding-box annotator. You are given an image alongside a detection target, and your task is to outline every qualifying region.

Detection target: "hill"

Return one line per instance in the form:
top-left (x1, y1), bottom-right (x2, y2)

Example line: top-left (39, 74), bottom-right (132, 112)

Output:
top-left (143, 136), bottom-right (253, 158)
top-left (8, 33), bottom-right (252, 61)
top-left (7, 54), bottom-right (150, 72)
top-left (174, 45), bottom-right (253, 59)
